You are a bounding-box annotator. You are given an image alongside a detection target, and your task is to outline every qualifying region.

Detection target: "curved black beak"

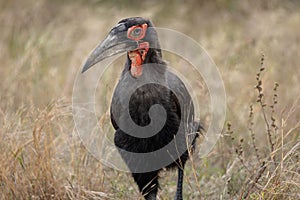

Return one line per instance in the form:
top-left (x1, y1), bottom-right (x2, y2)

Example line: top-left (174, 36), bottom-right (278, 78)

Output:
top-left (82, 23), bottom-right (138, 73)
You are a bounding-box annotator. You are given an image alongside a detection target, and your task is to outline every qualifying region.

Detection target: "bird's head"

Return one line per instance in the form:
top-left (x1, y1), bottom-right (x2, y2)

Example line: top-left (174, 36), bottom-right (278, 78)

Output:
top-left (82, 17), bottom-right (161, 77)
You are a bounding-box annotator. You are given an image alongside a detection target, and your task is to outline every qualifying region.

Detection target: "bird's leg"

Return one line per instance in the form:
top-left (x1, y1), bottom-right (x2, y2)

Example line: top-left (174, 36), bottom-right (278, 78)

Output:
top-left (175, 167), bottom-right (184, 200)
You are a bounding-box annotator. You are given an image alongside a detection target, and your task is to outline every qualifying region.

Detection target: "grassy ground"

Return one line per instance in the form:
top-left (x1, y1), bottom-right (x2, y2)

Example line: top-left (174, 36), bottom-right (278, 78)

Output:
top-left (0, 0), bottom-right (299, 199)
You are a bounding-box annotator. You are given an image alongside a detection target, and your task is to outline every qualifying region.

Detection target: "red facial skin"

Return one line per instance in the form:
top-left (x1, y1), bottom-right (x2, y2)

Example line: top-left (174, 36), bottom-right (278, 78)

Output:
top-left (128, 50), bottom-right (143, 77)
top-left (127, 24), bottom-right (149, 77)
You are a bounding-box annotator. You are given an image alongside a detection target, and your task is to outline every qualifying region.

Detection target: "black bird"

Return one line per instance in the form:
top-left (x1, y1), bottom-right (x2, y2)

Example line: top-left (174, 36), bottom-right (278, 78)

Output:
top-left (82, 17), bottom-right (201, 200)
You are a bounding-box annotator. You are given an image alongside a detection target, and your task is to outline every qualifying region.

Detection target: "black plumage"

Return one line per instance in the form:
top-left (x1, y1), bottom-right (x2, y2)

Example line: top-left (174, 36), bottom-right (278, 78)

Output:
top-left (82, 17), bottom-right (202, 200)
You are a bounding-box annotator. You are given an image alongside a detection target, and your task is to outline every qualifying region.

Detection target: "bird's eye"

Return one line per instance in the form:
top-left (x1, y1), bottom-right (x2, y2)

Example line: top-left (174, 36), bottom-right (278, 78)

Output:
top-left (127, 24), bottom-right (148, 41)
top-left (131, 27), bottom-right (142, 38)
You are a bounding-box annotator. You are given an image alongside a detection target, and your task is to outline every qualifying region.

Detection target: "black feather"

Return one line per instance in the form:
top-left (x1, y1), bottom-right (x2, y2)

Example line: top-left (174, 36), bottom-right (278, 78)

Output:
top-left (110, 17), bottom-right (202, 200)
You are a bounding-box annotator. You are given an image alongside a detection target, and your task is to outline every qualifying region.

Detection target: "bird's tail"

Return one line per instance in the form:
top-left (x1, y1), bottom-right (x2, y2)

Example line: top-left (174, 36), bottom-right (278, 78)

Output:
top-left (187, 121), bottom-right (204, 149)
top-left (187, 121), bottom-right (205, 148)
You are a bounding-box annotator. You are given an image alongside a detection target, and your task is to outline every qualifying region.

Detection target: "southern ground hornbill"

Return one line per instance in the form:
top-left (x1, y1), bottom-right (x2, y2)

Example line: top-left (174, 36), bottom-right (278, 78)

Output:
top-left (82, 17), bottom-right (202, 200)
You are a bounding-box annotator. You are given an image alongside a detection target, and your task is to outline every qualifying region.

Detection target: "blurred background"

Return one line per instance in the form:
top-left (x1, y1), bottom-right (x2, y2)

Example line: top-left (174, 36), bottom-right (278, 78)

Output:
top-left (0, 0), bottom-right (299, 199)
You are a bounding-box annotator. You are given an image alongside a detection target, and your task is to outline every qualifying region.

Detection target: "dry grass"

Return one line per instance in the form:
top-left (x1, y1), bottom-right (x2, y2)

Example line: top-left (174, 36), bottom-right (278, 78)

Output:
top-left (0, 0), bottom-right (299, 199)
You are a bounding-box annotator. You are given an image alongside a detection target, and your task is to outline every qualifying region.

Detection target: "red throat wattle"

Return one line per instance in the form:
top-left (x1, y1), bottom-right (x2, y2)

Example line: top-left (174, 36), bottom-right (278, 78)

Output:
top-left (128, 42), bottom-right (149, 77)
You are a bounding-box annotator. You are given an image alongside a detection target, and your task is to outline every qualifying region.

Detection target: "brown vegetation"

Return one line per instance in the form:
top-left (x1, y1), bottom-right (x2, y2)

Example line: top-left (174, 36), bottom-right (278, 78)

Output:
top-left (0, 0), bottom-right (299, 199)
